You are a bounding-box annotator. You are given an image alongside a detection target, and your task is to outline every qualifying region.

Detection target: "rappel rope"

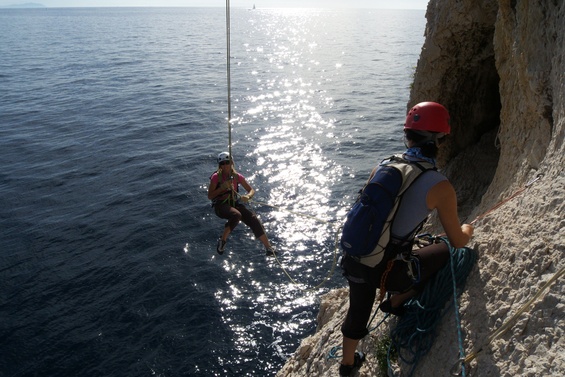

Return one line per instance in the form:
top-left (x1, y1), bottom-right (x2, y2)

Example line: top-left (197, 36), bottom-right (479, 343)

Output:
top-left (223, 1), bottom-right (338, 292)
top-left (271, 223), bottom-right (341, 293)
top-left (225, 0), bottom-right (233, 158)
top-left (450, 239), bottom-right (469, 377)
top-left (245, 194), bottom-right (342, 292)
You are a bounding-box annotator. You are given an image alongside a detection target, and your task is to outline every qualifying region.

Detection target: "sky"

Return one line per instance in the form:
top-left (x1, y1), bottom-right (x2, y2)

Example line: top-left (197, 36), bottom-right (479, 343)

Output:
top-left (0, 1), bottom-right (429, 10)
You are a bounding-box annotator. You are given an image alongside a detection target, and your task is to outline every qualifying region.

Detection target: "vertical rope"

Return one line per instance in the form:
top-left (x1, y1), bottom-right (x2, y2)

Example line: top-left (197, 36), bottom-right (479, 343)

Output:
top-left (225, 0), bottom-right (232, 158)
top-left (449, 244), bottom-right (467, 377)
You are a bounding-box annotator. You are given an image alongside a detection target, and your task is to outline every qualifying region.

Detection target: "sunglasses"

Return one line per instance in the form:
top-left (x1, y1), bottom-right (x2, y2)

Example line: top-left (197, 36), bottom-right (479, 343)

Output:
top-left (219, 160), bottom-right (231, 166)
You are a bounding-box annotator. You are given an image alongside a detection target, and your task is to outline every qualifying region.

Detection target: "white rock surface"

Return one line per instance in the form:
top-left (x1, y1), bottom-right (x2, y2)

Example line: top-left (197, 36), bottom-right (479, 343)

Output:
top-left (278, 1), bottom-right (565, 376)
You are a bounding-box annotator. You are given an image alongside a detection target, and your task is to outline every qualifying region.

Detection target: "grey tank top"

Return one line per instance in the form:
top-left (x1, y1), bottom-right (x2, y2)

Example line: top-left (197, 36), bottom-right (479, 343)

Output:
top-left (391, 169), bottom-right (447, 239)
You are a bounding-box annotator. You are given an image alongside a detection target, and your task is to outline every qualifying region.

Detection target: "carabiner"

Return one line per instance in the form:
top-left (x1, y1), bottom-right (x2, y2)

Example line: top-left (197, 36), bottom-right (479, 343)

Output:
top-left (525, 173), bottom-right (543, 187)
top-left (450, 358), bottom-right (466, 376)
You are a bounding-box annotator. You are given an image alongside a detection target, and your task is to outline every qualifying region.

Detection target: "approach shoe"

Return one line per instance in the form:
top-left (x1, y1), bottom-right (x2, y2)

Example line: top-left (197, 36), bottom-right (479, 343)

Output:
top-left (216, 238), bottom-right (227, 255)
top-left (265, 246), bottom-right (276, 257)
top-left (339, 351), bottom-right (365, 377)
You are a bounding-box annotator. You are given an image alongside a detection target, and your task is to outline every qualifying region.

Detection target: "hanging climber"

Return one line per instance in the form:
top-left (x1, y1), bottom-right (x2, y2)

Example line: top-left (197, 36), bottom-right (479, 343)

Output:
top-left (208, 151), bottom-right (276, 256)
top-left (338, 102), bottom-right (474, 376)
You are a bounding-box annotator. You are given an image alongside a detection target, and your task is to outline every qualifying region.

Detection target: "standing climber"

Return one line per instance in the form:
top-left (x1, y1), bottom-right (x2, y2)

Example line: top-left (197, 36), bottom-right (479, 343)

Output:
top-left (208, 152), bottom-right (276, 256)
top-left (338, 102), bottom-right (474, 376)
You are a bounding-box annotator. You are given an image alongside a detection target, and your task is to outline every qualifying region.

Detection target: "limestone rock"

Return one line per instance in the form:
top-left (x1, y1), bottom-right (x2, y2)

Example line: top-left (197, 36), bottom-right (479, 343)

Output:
top-left (278, 1), bottom-right (565, 375)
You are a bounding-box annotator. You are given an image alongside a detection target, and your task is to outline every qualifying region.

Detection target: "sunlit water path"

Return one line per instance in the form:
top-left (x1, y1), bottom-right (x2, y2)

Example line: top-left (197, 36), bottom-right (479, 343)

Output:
top-left (0, 7), bottom-right (425, 376)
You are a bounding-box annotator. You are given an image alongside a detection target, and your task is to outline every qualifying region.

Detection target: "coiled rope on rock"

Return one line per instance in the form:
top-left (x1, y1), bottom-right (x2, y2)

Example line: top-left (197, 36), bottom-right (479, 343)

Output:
top-left (387, 239), bottom-right (477, 377)
top-left (325, 238), bottom-right (477, 372)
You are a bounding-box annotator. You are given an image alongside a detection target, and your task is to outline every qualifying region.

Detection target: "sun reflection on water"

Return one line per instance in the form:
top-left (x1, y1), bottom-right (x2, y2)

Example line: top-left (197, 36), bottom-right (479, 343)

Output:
top-left (211, 8), bottom-right (404, 371)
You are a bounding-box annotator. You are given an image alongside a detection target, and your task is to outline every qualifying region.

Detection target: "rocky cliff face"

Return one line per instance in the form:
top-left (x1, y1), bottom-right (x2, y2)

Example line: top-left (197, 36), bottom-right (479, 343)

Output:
top-left (278, 0), bottom-right (565, 376)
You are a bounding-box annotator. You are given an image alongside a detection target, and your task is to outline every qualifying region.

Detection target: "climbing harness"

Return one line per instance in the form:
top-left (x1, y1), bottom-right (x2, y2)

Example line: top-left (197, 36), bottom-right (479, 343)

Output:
top-left (377, 250), bottom-right (422, 305)
top-left (450, 265), bottom-right (565, 376)
top-left (387, 238), bottom-right (477, 377)
top-left (325, 236), bottom-right (477, 376)
top-left (212, 173), bottom-right (239, 207)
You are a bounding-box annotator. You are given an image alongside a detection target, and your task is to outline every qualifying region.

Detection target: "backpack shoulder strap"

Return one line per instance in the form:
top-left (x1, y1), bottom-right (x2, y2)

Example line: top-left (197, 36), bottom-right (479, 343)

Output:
top-left (388, 154), bottom-right (436, 172)
top-left (385, 155), bottom-right (435, 194)
top-left (356, 156), bottom-right (436, 267)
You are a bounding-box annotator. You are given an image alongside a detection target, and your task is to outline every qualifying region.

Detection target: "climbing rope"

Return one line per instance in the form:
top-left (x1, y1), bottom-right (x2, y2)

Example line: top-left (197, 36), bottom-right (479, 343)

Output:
top-left (387, 241), bottom-right (477, 377)
top-left (225, 0), bottom-right (233, 158)
top-left (223, 3), bottom-right (336, 292)
top-left (469, 173), bottom-right (543, 226)
top-left (322, 172), bottom-right (546, 370)
top-left (271, 226), bottom-right (340, 293)
top-left (449, 238), bottom-right (470, 377)
top-left (246, 196), bottom-right (341, 292)
top-left (450, 264), bottom-right (565, 376)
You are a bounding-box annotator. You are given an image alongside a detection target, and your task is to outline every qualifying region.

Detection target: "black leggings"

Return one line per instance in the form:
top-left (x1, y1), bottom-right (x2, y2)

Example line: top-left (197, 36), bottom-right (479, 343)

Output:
top-left (341, 241), bottom-right (450, 340)
top-left (214, 202), bottom-right (266, 239)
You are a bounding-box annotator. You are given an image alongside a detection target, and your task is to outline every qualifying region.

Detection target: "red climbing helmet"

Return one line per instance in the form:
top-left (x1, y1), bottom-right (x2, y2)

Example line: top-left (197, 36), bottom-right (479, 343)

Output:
top-left (404, 102), bottom-right (451, 134)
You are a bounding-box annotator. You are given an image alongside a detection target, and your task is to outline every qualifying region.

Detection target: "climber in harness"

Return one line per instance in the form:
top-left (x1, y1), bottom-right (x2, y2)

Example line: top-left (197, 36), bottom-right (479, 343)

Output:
top-left (208, 151), bottom-right (276, 256)
top-left (338, 102), bottom-right (474, 377)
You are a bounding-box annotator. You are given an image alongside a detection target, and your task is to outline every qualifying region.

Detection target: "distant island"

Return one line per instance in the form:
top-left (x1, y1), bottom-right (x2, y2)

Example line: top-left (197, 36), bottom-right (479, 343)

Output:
top-left (2, 2), bottom-right (45, 7)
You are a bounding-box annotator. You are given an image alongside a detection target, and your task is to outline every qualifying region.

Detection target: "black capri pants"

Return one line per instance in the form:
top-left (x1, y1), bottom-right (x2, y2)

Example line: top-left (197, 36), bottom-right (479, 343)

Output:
top-left (213, 202), bottom-right (266, 239)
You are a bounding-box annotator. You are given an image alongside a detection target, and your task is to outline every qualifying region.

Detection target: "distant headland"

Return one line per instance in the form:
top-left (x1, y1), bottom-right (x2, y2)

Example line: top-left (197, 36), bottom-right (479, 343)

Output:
top-left (2, 3), bottom-right (45, 7)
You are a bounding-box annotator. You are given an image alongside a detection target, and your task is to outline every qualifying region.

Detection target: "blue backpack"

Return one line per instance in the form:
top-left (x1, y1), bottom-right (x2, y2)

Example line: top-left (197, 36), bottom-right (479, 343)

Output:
top-left (340, 156), bottom-right (434, 263)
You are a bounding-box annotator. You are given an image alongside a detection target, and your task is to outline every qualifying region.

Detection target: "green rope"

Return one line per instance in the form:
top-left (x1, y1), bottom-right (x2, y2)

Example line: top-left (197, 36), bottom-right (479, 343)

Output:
top-left (388, 243), bottom-right (477, 377)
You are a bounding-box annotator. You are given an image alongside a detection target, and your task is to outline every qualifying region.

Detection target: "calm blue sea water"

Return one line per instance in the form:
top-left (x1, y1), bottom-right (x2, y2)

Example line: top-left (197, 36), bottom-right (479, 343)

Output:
top-left (0, 7), bottom-right (425, 376)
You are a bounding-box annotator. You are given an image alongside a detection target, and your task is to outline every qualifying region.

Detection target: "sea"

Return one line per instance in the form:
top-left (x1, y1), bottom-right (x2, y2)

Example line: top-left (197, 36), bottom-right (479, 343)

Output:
top-left (0, 6), bottom-right (425, 376)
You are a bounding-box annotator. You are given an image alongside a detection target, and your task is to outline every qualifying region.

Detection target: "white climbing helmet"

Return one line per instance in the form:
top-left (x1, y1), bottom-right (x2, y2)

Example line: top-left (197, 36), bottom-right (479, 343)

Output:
top-left (217, 151), bottom-right (231, 164)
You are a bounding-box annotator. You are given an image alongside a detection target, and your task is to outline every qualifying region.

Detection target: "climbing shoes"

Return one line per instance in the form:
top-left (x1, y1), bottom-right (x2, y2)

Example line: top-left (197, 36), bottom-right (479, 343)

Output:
top-left (217, 238), bottom-right (227, 255)
top-left (217, 239), bottom-right (276, 257)
top-left (339, 351), bottom-right (365, 376)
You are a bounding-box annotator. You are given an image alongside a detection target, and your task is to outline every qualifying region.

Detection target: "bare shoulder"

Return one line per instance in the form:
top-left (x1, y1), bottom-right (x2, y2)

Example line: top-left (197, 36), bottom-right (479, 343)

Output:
top-left (427, 179), bottom-right (456, 209)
